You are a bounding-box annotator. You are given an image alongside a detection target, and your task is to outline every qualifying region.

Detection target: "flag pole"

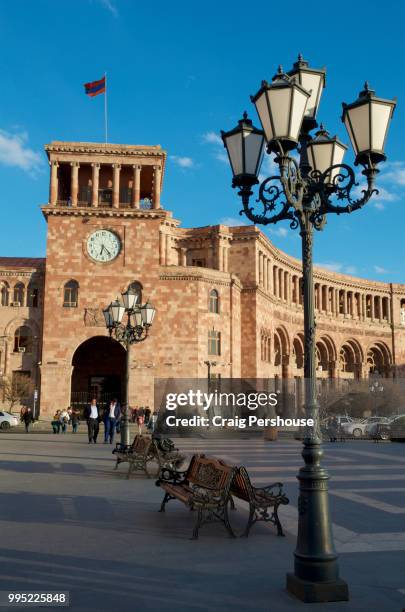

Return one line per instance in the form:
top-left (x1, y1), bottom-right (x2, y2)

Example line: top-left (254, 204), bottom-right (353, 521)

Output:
top-left (104, 72), bottom-right (108, 143)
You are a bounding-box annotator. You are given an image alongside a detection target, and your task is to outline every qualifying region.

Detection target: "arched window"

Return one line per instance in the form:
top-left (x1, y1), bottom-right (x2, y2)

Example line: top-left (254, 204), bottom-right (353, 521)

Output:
top-left (128, 281), bottom-right (143, 305)
top-left (0, 281), bottom-right (9, 307)
top-left (13, 282), bottom-right (25, 306)
top-left (27, 284), bottom-right (39, 308)
top-left (209, 289), bottom-right (219, 313)
top-left (63, 280), bottom-right (79, 308)
top-left (14, 326), bottom-right (33, 353)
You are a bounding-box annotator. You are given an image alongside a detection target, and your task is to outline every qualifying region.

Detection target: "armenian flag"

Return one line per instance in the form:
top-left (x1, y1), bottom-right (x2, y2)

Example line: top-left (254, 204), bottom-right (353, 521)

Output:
top-left (84, 76), bottom-right (106, 97)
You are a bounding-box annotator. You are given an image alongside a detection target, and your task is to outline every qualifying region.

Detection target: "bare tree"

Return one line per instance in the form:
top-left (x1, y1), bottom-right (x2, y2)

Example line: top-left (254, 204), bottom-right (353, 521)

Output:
top-left (0, 375), bottom-right (33, 412)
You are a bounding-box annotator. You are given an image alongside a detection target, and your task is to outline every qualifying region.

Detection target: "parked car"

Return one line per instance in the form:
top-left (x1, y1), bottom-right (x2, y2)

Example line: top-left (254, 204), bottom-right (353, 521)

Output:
top-left (364, 416), bottom-right (392, 438)
top-left (0, 410), bottom-right (19, 430)
top-left (340, 418), bottom-right (368, 438)
top-left (376, 415), bottom-right (405, 441)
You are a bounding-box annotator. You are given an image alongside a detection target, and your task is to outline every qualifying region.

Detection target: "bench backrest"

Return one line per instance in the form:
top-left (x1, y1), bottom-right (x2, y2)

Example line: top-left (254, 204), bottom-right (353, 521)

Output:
top-left (133, 435), bottom-right (152, 456)
top-left (230, 466), bottom-right (253, 502)
top-left (186, 454), bottom-right (235, 492)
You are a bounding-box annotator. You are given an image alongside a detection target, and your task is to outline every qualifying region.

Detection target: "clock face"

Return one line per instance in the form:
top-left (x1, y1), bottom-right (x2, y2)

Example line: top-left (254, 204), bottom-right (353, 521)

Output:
top-left (86, 230), bottom-right (121, 263)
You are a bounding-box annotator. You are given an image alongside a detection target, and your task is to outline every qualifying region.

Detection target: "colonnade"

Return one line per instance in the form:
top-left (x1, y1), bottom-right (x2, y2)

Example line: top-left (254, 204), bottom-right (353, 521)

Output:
top-left (49, 161), bottom-right (162, 209)
top-left (257, 251), bottom-right (391, 323)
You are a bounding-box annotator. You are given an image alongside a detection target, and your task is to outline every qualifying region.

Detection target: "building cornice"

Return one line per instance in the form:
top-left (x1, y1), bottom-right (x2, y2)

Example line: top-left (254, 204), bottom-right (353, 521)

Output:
top-left (45, 142), bottom-right (166, 158)
top-left (41, 205), bottom-right (176, 222)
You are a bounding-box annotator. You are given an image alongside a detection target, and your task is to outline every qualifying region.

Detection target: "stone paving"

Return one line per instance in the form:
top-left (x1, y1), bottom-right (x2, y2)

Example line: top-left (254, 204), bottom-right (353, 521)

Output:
top-left (0, 432), bottom-right (405, 611)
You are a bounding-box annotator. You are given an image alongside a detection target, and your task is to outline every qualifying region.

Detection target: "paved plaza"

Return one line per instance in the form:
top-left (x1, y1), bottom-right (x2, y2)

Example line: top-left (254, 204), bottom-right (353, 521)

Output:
top-left (1, 433), bottom-right (405, 611)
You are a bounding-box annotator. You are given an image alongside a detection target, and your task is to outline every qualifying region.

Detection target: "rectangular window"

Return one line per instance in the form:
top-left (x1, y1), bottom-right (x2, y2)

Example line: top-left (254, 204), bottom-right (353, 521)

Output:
top-left (208, 330), bottom-right (221, 356)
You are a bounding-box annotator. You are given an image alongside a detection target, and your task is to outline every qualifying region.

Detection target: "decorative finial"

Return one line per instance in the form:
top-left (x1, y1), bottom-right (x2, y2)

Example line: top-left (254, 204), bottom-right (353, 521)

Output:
top-left (278, 64), bottom-right (283, 74)
top-left (243, 111), bottom-right (248, 120)
top-left (298, 53), bottom-right (303, 61)
top-left (319, 123), bottom-right (324, 130)
top-left (364, 81), bottom-right (370, 92)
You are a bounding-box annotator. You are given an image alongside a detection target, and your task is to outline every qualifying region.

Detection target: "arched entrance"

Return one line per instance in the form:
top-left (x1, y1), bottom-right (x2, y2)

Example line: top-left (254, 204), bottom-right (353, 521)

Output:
top-left (71, 336), bottom-right (126, 412)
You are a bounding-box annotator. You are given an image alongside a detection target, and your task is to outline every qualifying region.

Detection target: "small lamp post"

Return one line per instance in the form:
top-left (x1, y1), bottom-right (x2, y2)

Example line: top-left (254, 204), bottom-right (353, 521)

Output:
top-left (103, 289), bottom-right (156, 446)
top-left (369, 377), bottom-right (384, 415)
top-left (221, 55), bottom-right (396, 603)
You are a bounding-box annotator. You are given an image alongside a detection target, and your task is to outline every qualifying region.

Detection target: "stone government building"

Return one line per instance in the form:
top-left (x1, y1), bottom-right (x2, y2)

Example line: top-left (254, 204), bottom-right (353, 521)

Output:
top-left (0, 140), bottom-right (405, 417)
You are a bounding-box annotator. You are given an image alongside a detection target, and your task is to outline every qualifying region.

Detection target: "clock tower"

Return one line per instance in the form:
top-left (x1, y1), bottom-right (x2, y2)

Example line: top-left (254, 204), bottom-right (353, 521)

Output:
top-left (40, 141), bottom-right (173, 416)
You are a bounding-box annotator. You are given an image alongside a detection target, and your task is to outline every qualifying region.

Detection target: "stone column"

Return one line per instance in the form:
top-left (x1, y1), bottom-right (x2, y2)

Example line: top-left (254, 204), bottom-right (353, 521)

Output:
top-left (113, 164), bottom-right (121, 208)
top-left (343, 290), bottom-right (347, 315)
top-left (378, 295), bottom-right (383, 322)
top-left (91, 163), bottom-right (100, 207)
top-left (50, 161), bottom-right (59, 205)
top-left (132, 165), bottom-right (141, 209)
top-left (223, 246), bottom-right (229, 273)
top-left (258, 253), bottom-right (263, 285)
top-left (268, 260), bottom-right (272, 294)
top-left (280, 269), bottom-right (285, 301)
top-left (371, 295), bottom-right (375, 321)
top-left (274, 266), bottom-right (278, 297)
top-left (361, 294), bottom-right (365, 319)
top-left (70, 162), bottom-right (79, 207)
top-left (153, 165), bottom-right (162, 209)
top-left (165, 234), bottom-right (171, 264)
top-left (180, 248), bottom-right (187, 266)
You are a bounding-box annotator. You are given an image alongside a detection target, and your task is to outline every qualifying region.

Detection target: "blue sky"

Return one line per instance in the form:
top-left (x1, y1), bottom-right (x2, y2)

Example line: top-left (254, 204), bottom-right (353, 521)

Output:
top-left (0, 0), bottom-right (404, 282)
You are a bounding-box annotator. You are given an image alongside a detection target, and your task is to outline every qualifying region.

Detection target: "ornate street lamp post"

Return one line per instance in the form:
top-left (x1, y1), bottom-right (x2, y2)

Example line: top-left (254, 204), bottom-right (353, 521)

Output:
top-left (103, 287), bottom-right (156, 447)
top-left (221, 55), bottom-right (396, 603)
top-left (370, 377), bottom-right (384, 415)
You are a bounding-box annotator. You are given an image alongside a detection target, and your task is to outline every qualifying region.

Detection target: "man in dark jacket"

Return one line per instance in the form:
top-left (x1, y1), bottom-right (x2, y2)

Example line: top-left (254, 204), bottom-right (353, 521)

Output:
top-left (22, 407), bottom-right (34, 433)
top-left (103, 399), bottom-right (121, 444)
top-left (84, 398), bottom-right (100, 444)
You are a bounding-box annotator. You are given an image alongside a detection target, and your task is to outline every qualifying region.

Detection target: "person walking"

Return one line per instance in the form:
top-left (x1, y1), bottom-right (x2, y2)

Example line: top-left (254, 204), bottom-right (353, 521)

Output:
top-left (103, 398), bottom-right (121, 444)
top-left (84, 398), bottom-right (100, 444)
top-left (22, 407), bottom-right (34, 433)
top-left (71, 408), bottom-right (80, 433)
top-left (137, 406), bottom-right (145, 435)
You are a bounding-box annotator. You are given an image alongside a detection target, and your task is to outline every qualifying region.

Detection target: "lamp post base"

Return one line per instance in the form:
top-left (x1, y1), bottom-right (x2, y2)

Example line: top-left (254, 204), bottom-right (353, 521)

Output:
top-left (286, 574), bottom-right (349, 603)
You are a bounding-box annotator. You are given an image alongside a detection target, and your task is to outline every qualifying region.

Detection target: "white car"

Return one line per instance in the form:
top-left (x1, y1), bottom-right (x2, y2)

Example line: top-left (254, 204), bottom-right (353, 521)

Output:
top-left (340, 419), bottom-right (367, 438)
top-left (0, 411), bottom-right (19, 430)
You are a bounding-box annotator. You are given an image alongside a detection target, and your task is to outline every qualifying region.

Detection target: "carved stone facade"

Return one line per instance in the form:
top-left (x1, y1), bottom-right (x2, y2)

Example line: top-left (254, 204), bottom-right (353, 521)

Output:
top-left (0, 141), bottom-right (405, 417)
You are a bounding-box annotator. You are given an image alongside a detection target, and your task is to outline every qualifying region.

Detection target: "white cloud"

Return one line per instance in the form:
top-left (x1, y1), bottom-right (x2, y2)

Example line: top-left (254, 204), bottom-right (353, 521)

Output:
top-left (268, 226), bottom-right (288, 238)
top-left (202, 131), bottom-right (222, 146)
top-left (97, 0), bottom-right (118, 17)
top-left (315, 261), bottom-right (357, 275)
top-left (169, 155), bottom-right (194, 168)
top-left (380, 161), bottom-right (405, 186)
top-left (0, 129), bottom-right (43, 175)
top-left (374, 201), bottom-right (385, 211)
top-left (218, 216), bottom-right (248, 227)
top-left (374, 265), bottom-right (389, 274)
top-left (214, 150), bottom-right (228, 164)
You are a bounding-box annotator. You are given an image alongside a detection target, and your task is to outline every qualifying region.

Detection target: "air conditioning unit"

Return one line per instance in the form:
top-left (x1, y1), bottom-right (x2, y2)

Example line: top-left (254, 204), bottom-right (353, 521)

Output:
top-left (11, 301), bottom-right (21, 307)
top-left (18, 347), bottom-right (26, 353)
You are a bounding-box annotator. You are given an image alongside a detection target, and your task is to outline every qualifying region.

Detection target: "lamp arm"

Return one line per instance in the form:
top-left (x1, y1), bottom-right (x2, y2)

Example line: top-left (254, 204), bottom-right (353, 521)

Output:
top-left (316, 163), bottom-right (379, 217)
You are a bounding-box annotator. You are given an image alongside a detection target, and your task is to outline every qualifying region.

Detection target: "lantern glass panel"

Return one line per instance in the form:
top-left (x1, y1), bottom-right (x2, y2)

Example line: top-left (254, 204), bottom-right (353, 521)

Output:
top-left (268, 88), bottom-right (290, 137)
top-left (133, 309), bottom-right (143, 327)
top-left (371, 102), bottom-right (392, 151)
top-left (329, 142), bottom-right (346, 182)
top-left (290, 88), bottom-right (310, 139)
top-left (255, 91), bottom-right (273, 141)
top-left (308, 142), bottom-right (333, 174)
top-left (111, 300), bottom-right (125, 324)
top-left (225, 131), bottom-right (243, 176)
top-left (345, 104), bottom-right (369, 155)
top-left (299, 72), bottom-right (323, 118)
top-left (244, 131), bottom-right (264, 175)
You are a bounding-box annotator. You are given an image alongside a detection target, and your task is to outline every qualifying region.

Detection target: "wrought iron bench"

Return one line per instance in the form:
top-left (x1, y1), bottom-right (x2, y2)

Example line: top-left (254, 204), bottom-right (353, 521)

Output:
top-left (228, 465), bottom-right (289, 537)
top-left (151, 437), bottom-right (185, 472)
top-left (112, 435), bottom-right (154, 478)
top-left (156, 454), bottom-right (237, 539)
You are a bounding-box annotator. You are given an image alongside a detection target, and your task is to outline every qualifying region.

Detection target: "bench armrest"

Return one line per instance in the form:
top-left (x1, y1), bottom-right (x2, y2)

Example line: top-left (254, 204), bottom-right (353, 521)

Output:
top-left (253, 482), bottom-right (289, 502)
top-left (155, 467), bottom-right (188, 486)
top-left (191, 484), bottom-right (227, 506)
